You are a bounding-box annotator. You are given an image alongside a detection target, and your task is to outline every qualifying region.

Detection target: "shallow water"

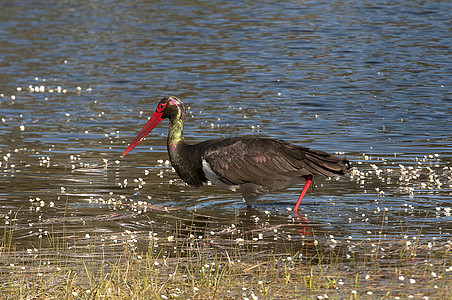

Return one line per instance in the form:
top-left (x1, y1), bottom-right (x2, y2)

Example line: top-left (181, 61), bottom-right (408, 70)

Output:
top-left (0, 0), bottom-right (451, 253)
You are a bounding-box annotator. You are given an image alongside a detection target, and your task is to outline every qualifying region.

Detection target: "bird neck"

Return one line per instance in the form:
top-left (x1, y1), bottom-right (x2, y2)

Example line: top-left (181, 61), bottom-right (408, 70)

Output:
top-left (165, 106), bottom-right (205, 187)
top-left (167, 107), bottom-right (186, 157)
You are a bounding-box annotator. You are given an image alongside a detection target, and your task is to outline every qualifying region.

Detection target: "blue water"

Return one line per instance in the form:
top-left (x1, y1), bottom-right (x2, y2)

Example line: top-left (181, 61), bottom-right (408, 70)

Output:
top-left (0, 0), bottom-right (451, 249)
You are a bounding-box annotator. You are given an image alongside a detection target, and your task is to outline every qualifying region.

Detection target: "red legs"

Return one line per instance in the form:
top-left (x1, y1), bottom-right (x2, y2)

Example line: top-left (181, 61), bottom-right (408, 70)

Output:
top-left (293, 175), bottom-right (313, 212)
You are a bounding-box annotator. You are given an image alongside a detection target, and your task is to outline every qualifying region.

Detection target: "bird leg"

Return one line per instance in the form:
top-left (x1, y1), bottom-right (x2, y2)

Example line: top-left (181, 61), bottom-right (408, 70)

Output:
top-left (293, 175), bottom-right (313, 212)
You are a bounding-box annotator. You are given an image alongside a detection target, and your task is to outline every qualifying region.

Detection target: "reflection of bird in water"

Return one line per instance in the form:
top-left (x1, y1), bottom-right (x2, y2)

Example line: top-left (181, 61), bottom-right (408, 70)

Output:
top-left (123, 96), bottom-right (350, 211)
top-left (293, 210), bottom-right (312, 237)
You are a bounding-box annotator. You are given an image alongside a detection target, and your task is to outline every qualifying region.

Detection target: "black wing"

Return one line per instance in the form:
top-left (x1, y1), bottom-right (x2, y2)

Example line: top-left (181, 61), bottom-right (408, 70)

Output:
top-left (202, 137), bottom-right (349, 187)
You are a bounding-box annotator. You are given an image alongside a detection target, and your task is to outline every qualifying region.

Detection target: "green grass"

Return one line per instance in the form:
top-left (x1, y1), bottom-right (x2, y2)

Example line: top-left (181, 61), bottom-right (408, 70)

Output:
top-left (1, 215), bottom-right (451, 300)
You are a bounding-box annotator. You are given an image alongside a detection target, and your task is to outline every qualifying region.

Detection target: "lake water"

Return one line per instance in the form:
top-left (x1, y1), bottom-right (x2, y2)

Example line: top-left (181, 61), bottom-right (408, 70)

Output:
top-left (0, 0), bottom-right (451, 254)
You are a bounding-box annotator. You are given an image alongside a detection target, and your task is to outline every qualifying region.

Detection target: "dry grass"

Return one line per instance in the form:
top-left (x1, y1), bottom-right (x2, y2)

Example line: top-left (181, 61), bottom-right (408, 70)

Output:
top-left (1, 215), bottom-right (451, 300)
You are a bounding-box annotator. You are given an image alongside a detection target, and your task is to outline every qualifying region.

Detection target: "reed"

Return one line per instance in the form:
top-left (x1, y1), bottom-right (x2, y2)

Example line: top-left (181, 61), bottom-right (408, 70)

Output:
top-left (1, 213), bottom-right (451, 299)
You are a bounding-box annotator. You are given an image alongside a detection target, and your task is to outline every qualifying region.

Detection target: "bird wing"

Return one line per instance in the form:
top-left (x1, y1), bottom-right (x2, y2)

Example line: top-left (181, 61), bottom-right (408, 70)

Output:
top-left (201, 137), bottom-right (349, 187)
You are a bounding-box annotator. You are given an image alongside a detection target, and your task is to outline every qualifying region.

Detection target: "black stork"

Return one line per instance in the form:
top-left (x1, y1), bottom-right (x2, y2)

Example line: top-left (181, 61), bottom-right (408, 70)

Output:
top-left (122, 96), bottom-right (350, 211)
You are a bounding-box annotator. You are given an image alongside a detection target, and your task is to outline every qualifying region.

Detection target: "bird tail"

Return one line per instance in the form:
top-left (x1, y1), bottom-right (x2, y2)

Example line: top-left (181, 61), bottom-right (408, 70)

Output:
top-left (303, 148), bottom-right (351, 177)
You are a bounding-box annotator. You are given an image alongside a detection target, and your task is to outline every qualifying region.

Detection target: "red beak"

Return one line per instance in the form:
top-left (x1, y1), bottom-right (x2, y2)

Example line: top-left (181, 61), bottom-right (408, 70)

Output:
top-left (122, 111), bottom-right (164, 157)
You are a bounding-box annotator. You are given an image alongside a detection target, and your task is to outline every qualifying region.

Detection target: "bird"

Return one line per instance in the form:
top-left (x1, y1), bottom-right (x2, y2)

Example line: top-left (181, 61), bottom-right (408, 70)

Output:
top-left (122, 96), bottom-right (350, 211)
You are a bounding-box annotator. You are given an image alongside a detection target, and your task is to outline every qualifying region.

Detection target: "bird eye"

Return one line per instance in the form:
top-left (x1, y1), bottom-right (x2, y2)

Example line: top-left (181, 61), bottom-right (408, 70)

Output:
top-left (157, 103), bottom-right (166, 113)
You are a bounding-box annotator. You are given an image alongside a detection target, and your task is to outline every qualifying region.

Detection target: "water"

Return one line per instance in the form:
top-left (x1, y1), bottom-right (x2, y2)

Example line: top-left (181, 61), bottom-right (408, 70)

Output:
top-left (0, 0), bottom-right (451, 253)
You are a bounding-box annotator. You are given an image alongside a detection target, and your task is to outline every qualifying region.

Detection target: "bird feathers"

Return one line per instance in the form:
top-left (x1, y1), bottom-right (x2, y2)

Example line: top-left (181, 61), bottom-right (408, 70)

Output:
top-left (200, 137), bottom-right (350, 190)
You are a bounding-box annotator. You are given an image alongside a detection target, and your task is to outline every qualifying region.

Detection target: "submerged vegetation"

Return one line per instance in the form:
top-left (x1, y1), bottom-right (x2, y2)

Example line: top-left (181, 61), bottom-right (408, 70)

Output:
top-left (1, 210), bottom-right (451, 300)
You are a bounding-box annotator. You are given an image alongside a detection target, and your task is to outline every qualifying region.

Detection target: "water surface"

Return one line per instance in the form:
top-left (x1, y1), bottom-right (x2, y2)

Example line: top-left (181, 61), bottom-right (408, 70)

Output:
top-left (0, 0), bottom-right (451, 254)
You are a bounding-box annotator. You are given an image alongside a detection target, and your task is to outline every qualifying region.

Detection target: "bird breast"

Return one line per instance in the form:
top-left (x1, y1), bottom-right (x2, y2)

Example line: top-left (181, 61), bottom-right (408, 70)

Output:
top-left (201, 158), bottom-right (239, 191)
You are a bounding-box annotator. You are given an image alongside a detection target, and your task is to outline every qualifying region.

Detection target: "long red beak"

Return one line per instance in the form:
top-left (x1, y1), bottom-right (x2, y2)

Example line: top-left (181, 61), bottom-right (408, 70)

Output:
top-left (122, 112), bottom-right (163, 157)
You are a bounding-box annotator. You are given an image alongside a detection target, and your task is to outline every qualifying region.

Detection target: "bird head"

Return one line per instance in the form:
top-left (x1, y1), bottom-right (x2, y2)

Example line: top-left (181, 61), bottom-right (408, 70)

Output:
top-left (157, 96), bottom-right (185, 119)
top-left (122, 96), bottom-right (184, 157)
